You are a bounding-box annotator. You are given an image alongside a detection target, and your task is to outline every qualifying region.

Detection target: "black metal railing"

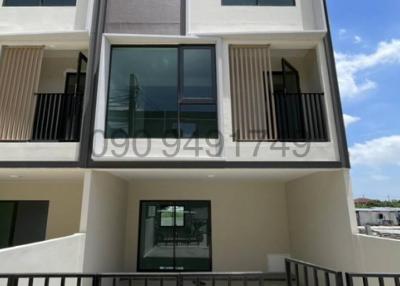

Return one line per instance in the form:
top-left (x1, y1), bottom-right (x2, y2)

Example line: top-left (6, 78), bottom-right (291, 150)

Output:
top-left (0, 273), bottom-right (283, 286)
top-left (32, 93), bottom-right (84, 142)
top-left (286, 259), bottom-right (344, 286)
top-left (346, 273), bottom-right (400, 286)
top-left (274, 93), bottom-right (328, 142)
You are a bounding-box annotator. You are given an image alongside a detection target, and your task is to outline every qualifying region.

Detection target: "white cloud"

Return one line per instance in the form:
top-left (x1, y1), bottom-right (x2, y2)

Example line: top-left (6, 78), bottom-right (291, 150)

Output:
top-left (335, 39), bottom-right (400, 98)
top-left (354, 35), bottom-right (362, 44)
top-left (343, 114), bottom-right (360, 127)
top-left (350, 135), bottom-right (400, 166)
top-left (339, 29), bottom-right (347, 36)
top-left (370, 174), bottom-right (390, 181)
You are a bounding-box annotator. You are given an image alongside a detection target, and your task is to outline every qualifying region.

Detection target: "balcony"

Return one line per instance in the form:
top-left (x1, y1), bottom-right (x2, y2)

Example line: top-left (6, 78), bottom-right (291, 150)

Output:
top-left (0, 47), bottom-right (87, 161)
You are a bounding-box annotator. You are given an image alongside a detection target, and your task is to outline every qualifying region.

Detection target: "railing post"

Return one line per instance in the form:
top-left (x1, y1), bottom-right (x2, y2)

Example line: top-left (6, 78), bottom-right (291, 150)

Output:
top-left (286, 259), bottom-right (292, 286)
top-left (93, 275), bottom-right (101, 286)
top-left (345, 274), bottom-right (353, 286)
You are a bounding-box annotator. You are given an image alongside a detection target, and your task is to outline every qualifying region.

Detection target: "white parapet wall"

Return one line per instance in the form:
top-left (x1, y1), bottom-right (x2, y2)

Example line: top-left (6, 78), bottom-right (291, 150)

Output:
top-left (0, 233), bottom-right (85, 273)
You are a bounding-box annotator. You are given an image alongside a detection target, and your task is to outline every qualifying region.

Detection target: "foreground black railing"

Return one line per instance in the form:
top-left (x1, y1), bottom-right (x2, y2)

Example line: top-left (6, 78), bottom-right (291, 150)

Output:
top-left (346, 273), bottom-right (400, 286)
top-left (0, 273), bottom-right (284, 286)
top-left (286, 259), bottom-right (343, 286)
top-left (274, 93), bottom-right (328, 142)
top-left (32, 93), bottom-right (84, 142)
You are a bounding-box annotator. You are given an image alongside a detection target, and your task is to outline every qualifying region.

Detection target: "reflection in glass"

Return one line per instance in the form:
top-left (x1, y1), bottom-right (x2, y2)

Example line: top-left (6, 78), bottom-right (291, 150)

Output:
top-left (139, 201), bottom-right (211, 271)
top-left (180, 105), bottom-right (218, 138)
top-left (106, 47), bottom-right (178, 138)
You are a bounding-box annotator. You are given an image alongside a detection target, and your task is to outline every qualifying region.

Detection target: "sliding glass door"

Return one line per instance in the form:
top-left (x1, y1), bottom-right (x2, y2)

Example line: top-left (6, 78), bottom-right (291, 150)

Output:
top-left (138, 201), bottom-right (211, 271)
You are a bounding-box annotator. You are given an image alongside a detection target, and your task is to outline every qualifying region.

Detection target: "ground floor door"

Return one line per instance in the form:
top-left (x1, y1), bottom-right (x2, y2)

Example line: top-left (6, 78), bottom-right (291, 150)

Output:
top-left (138, 201), bottom-right (211, 271)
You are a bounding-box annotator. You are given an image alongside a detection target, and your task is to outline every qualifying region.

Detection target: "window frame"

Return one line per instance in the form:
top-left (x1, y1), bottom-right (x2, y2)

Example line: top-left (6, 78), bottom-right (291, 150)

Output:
top-left (137, 200), bottom-right (212, 272)
top-left (3, 0), bottom-right (77, 6)
top-left (221, 0), bottom-right (295, 6)
top-left (105, 44), bottom-right (218, 139)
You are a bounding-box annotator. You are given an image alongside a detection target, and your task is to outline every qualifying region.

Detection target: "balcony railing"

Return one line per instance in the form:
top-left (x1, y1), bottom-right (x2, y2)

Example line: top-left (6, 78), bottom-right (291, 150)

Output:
top-left (274, 92), bottom-right (328, 142)
top-left (32, 93), bottom-right (84, 142)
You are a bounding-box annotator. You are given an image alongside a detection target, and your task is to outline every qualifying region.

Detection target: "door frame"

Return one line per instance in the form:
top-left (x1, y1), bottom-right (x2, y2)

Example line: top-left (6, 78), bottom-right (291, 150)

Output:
top-left (137, 200), bottom-right (212, 272)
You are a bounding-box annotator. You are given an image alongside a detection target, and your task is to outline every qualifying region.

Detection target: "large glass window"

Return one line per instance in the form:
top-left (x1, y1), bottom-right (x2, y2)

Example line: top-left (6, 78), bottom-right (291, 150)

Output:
top-left (0, 201), bottom-right (49, 249)
top-left (138, 201), bottom-right (211, 271)
top-left (222, 0), bottom-right (295, 6)
top-left (106, 46), bottom-right (218, 139)
top-left (3, 0), bottom-right (76, 6)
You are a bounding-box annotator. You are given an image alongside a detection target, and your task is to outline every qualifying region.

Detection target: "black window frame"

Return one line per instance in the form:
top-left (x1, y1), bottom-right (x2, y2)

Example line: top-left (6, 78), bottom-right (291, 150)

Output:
top-left (105, 44), bottom-right (218, 139)
top-left (222, 0), bottom-right (295, 6)
top-left (3, 0), bottom-right (77, 6)
top-left (0, 200), bottom-right (49, 249)
top-left (137, 200), bottom-right (212, 272)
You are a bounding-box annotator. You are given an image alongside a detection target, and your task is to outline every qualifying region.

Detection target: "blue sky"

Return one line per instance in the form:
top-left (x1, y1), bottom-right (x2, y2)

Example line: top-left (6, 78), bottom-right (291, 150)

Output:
top-left (327, 0), bottom-right (400, 200)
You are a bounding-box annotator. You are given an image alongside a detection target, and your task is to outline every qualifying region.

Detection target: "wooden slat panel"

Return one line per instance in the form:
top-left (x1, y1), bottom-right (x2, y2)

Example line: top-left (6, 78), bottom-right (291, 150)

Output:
top-left (0, 46), bottom-right (44, 140)
top-left (229, 45), bottom-right (277, 141)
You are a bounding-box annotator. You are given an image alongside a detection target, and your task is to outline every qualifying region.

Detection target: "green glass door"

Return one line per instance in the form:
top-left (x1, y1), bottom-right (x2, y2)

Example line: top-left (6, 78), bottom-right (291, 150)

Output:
top-left (138, 201), bottom-right (211, 271)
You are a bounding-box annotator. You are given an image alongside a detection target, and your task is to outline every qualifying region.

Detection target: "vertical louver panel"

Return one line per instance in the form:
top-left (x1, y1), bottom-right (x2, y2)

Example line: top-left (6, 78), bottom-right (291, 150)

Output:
top-left (0, 46), bottom-right (44, 141)
top-left (229, 46), bottom-right (277, 141)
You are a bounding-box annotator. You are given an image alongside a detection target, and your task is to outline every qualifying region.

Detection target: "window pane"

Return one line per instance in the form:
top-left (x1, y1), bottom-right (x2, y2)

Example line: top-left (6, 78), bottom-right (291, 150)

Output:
top-left (222, 0), bottom-right (257, 5)
top-left (182, 48), bottom-right (214, 99)
top-left (174, 202), bottom-right (211, 271)
top-left (0, 202), bottom-right (14, 249)
top-left (139, 201), bottom-right (211, 271)
top-left (180, 105), bottom-right (218, 138)
top-left (12, 201), bottom-right (49, 246)
top-left (222, 0), bottom-right (294, 5)
top-left (139, 203), bottom-right (174, 271)
top-left (258, 0), bottom-right (295, 5)
top-left (3, 0), bottom-right (76, 6)
top-left (106, 47), bottom-right (179, 138)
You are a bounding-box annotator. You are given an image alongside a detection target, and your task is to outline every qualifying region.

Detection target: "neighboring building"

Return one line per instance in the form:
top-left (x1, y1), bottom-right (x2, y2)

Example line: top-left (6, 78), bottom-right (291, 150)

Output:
top-left (0, 0), bottom-right (399, 275)
top-left (354, 197), bottom-right (372, 207)
top-left (356, 208), bottom-right (400, 226)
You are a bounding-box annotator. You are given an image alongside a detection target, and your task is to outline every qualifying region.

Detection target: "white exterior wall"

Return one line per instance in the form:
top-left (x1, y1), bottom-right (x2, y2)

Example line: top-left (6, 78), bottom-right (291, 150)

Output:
top-left (0, 0), bottom-right (93, 35)
top-left (187, 0), bottom-right (326, 35)
top-left (80, 171), bottom-right (129, 272)
top-left (286, 170), bottom-right (400, 273)
top-left (0, 234), bottom-right (85, 273)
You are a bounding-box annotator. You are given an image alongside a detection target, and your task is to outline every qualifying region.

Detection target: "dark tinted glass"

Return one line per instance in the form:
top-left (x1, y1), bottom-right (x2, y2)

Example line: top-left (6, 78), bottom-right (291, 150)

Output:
top-left (222, 0), bottom-right (294, 5)
top-left (182, 48), bottom-right (215, 100)
top-left (106, 46), bottom-right (218, 139)
top-left (65, 73), bottom-right (86, 94)
top-left (138, 201), bottom-right (211, 271)
top-left (180, 105), bottom-right (218, 138)
top-left (12, 201), bottom-right (49, 246)
top-left (3, 0), bottom-right (76, 6)
top-left (106, 47), bottom-right (179, 138)
top-left (0, 202), bottom-right (14, 249)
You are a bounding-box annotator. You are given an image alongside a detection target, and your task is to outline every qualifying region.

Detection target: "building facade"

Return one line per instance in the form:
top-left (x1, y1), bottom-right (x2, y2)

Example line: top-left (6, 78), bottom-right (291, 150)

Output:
top-left (0, 0), bottom-right (399, 275)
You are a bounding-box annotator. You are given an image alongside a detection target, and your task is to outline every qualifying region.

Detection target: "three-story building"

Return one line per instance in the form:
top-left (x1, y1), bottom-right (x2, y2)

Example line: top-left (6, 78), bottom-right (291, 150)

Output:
top-left (0, 0), bottom-right (392, 276)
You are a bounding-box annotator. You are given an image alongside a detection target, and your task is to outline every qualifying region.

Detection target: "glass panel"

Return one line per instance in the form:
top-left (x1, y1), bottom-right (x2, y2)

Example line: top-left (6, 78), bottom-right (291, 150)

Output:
top-left (0, 202), bottom-right (15, 249)
top-left (12, 202), bottom-right (49, 246)
top-left (258, 0), bottom-right (295, 5)
top-left (139, 201), bottom-right (211, 271)
top-left (182, 48), bottom-right (214, 99)
top-left (3, 0), bottom-right (76, 6)
top-left (139, 202), bottom-right (175, 271)
top-left (222, 0), bottom-right (257, 5)
top-left (180, 105), bottom-right (218, 138)
top-left (64, 73), bottom-right (86, 94)
top-left (222, 0), bottom-right (294, 5)
top-left (106, 47), bottom-right (178, 138)
top-left (174, 202), bottom-right (211, 271)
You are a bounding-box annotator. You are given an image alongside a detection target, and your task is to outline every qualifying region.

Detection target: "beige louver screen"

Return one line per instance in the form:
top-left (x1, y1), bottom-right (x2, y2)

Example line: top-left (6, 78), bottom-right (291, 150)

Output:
top-left (229, 46), bottom-right (277, 141)
top-left (0, 46), bottom-right (44, 141)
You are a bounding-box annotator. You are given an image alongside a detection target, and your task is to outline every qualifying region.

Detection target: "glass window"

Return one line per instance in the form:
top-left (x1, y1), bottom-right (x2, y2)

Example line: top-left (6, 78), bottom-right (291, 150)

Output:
top-left (222, 0), bottom-right (295, 6)
top-left (106, 46), bottom-right (218, 139)
top-left (139, 201), bottom-right (211, 271)
top-left (0, 201), bottom-right (49, 249)
top-left (182, 48), bottom-right (215, 100)
top-left (3, 0), bottom-right (76, 6)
